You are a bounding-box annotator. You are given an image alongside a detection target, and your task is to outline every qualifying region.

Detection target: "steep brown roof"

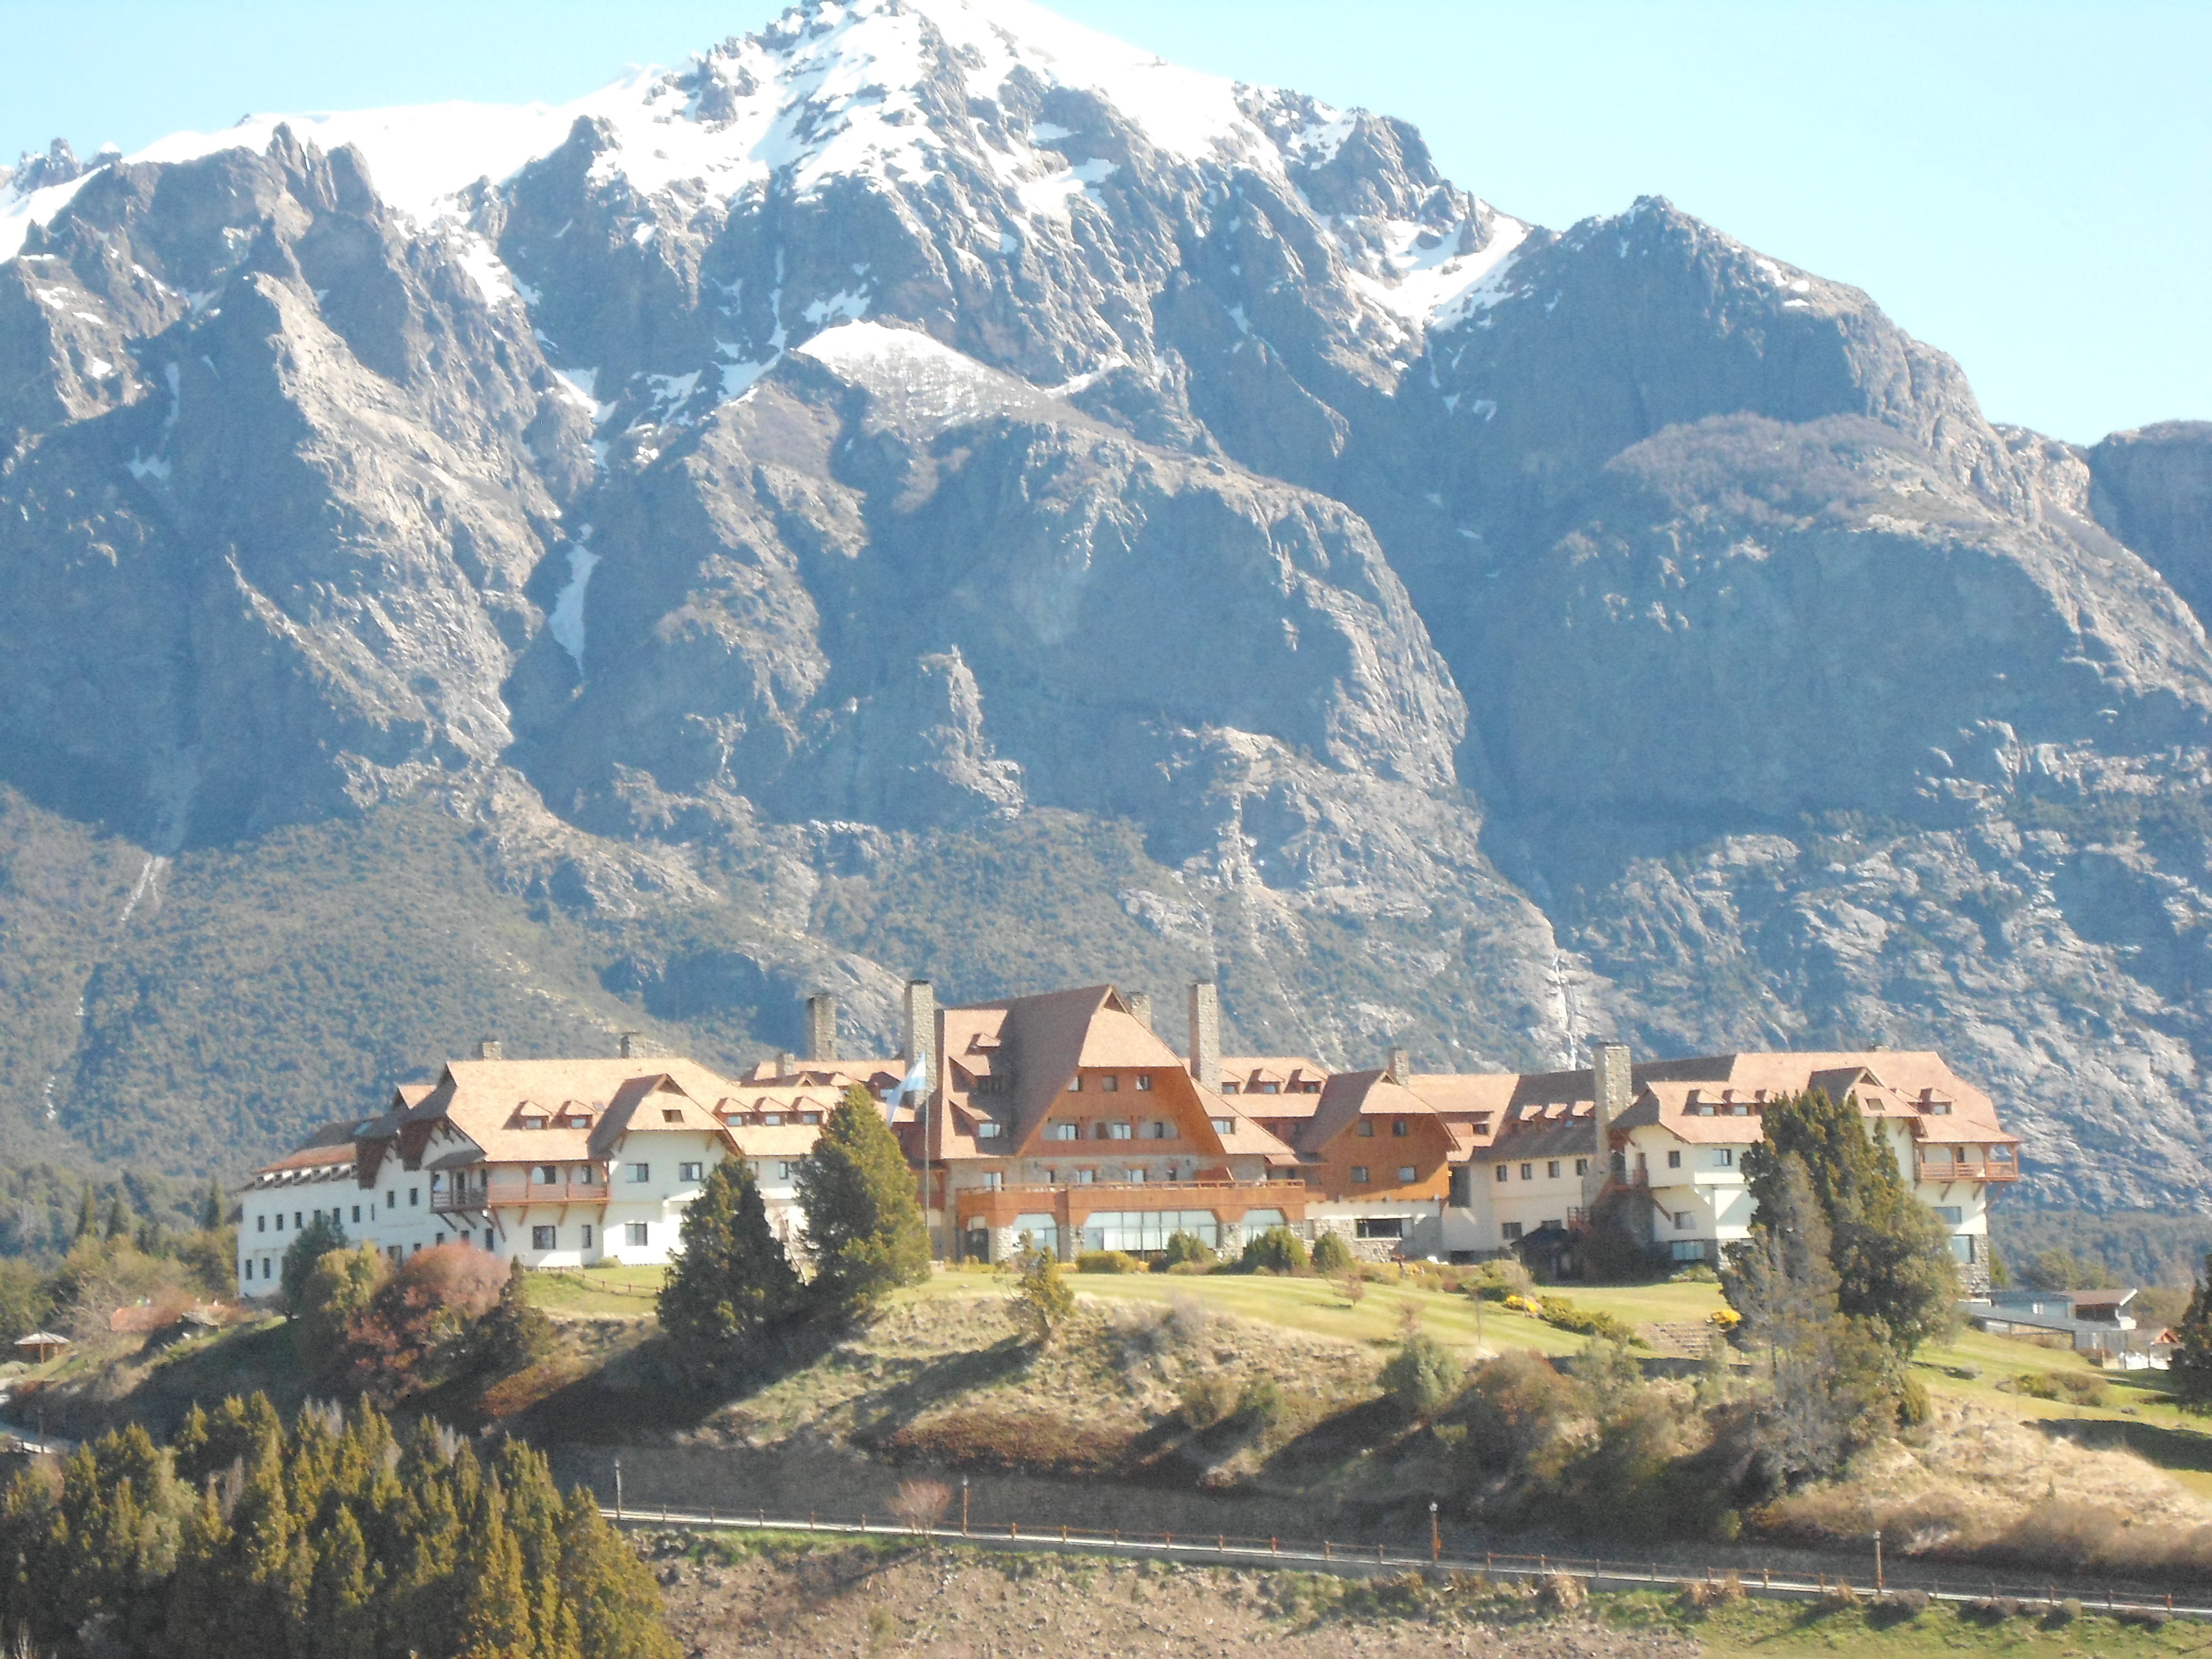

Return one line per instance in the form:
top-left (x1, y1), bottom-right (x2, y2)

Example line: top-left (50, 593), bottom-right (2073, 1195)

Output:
top-left (1297, 1071), bottom-right (1442, 1156)
top-left (394, 1055), bottom-right (744, 1165)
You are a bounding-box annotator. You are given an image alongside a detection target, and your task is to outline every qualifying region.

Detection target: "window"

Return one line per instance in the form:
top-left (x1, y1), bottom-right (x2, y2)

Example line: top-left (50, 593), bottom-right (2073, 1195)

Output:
top-left (983, 1172), bottom-right (1003, 1191)
top-left (1100, 1121), bottom-right (1133, 1140)
top-left (627, 1163), bottom-right (650, 1183)
top-left (1356, 1120), bottom-right (1375, 1138)
top-left (1260, 1083), bottom-right (1279, 1095)
top-left (257, 1215), bottom-right (266, 1233)
top-left (293, 1212), bottom-right (302, 1228)
top-left (531, 1225), bottom-right (556, 1249)
top-left (1574, 1159), bottom-right (1588, 1176)
top-left (1357, 1217), bottom-right (1405, 1240)
top-left (1099, 1074), bottom-right (1118, 1092)
top-left (1671, 1240), bottom-right (1707, 1262)
top-left (1393, 1120), bottom-right (1410, 1138)
top-left (1044, 1121), bottom-right (1077, 1141)
top-left (975, 1121), bottom-right (1003, 1138)
top-left (1397, 1166), bottom-right (1417, 1183)
top-left (408, 1188), bottom-right (419, 1206)
top-left (1211, 1118), bottom-right (1235, 1134)
top-left (1933, 1205), bottom-right (1963, 1225)
top-left (1135, 1075), bottom-right (1153, 1092)
top-left (351, 1205), bottom-right (361, 1223)
top-left (1519, 1163), bottom-right (1533, 1180)
top-left (576, 1166), bottom-right (598, 1185)
top-left (661, 1108), bottom-right (684, 1123)
top-left (1067, 1076), bottom-right (1083, 1092)
top-left (1147, 1120), bottom-right (1176, 1139)
top-left (1495, 1164), bottom-right (1509, 1183)
top-left (1351, 1166), bottom-right (1370, 1183)
top-left (1674, 1211), bottom-right (1692, 1230)
top-left (581, 1224), bottom-right (593, 1249)
top-left (1546, 1160), bottom-right (1560, 1178)
top-left (1666, 1150), bottom-right (1682, 1169)
top-left (273, 1214), bottom-right (285, 1233)
top-left (387, 1190), bottom-right (397, 1208)
top-left (1072, 1169), bottom-right (1095, 1185)
top-left (535, 1165), bottom-right (559, 1185)
top-left (1501, 1222), bottom-right (1524, 1242)
top-left (1950, 1235), bottom-right (1978, 1264)
top-left (387, 1246), bottom-right (402, 1265)
top-left (801, 1112), bottom-right (820, 1125)
top-left (1124, 1168), bottom-right (1146, 1183)
top-left (625, 1223), bottom-right (649, 1246)
top-left (1222, 1082), bottom-right (1239, 1094)
top-left (1713, 1149), bottom-right (1734, 1167)
top-left (434, 1232), bottom-right (445, 1246)
top-left (680, 1161), bottom-right (704, 1182)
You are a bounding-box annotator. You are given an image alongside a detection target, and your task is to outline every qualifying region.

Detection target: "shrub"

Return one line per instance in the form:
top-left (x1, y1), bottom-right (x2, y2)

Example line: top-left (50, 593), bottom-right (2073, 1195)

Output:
top-left (1310, 1230), bottom-right (1355, 1274)
top-left (278, 1212), bottom-right (348, 1312)
top-left (1379, 1332), bottom-right (1464, 1421)
top-left (1673, 1263), bottom-right (1721, 1284)
top-left (2003, 1369), bottom-right (2107, 1407)
top-left (1680, 1574), bottom-right (1743, 1610)
top-left (1240, 1227), bottom-right (1310, 1275)
top-left (1158, 1230), bottom-right (1216, 1270)
top-left (1536, 1573), bottom-right (1585, 1614)
top-left (1076, 1250), bottom-right (1141, 1274)
top-left (1007, 1244), bottom-right (1074, 1343)
top-left (1234, 1376), bottom-right (1285, 1429)
top-left (1896, 1373), bottom-right (1932, 1427)
top-left (1535, 1296), bottom-right (1645, 1345)
top-left (1180, 1374), bottom-right (1241, 1430)
top-left (1467, 1260), bottom-right (1534, 1302)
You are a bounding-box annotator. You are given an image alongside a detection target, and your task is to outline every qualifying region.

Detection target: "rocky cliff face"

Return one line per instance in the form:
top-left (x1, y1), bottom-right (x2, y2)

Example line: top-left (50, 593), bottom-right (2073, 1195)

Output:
top-left (2, 0), bottom-right (2208, 1205)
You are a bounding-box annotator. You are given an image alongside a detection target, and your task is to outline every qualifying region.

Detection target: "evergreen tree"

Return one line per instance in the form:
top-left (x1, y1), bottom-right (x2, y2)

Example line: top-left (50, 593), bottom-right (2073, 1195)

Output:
top-left (1721, 1153), bottom-right (1892, 1485)
top-left (794, 1087), bottom-right (930, 1317)
top-left (105, 1189), bottom-right (131, 1240)
top-left (2169, 1251), bottom-right (2212, 1411)
top-left (558, 1486), bottom-right (680, 1659)
top-left (659, 1157), bottom-right (802, 1375)
top-left (278, 1212), bottom-right (352, 1314)
top-left (1745, 1088), bottom-right (1958, 1357)
top-left (476, 1260), bottom-right (556, 1376)
top-left (1003, 1238), bottom-right (1074, 1344)
top-left (202, 1178), bottom-right (226, 1232)
top-left (75, 1181), bottom-right (97, 1240)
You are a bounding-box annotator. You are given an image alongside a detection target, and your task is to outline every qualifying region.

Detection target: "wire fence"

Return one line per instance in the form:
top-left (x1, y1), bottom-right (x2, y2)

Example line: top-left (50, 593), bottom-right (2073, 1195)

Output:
top-left (598, 1501), bottom-right (2212, 1621)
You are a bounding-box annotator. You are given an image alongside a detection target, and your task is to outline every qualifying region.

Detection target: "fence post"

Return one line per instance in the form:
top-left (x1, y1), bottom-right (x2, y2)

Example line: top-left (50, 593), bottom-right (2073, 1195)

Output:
top-left (1762, 1567), bottom-right (1770, 1591)
top-left (1324, 1541), bottom-right (1331, 1561)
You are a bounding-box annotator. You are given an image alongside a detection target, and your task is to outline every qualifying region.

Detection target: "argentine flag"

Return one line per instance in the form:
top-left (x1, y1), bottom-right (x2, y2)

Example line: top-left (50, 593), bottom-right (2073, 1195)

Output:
top-left (886, 1053), bottom-right (931, 1120)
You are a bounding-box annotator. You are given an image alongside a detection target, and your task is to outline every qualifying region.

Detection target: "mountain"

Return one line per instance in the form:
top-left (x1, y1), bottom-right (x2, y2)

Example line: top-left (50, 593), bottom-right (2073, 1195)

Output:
top-left (1, 0), bottom-right (2207, 1209)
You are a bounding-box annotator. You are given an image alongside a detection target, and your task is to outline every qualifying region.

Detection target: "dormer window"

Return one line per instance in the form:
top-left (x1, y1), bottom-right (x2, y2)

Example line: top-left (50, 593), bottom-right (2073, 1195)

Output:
top-left (661, 1108), bottom-right (684, 1124)
top-left (1222, 1082), bottom-right (1240, 1094)
top-left (764, 1113), bottom-right (784, 1125)
top-left (521, 1115), bottom-right (547, 1130)
top-left (975, 1121), bottom-right (1003, 1139)
top-left (801, 1112), bottom-right (820, 1125)
top-left (1926, 1101), bottom-right (1953, 1115)
top-left (1260, 1083), bottom-right (1279, 1095)
top-left (1212, 1118), bottom-right (1234, 1134)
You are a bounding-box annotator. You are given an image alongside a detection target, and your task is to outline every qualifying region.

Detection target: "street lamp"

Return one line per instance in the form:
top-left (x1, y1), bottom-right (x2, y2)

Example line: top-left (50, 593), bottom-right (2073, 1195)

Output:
top-left (1873, 1527), bottom-right (1884, 1592)
top-left (1430, 1500), bottom-right (1439, 1563)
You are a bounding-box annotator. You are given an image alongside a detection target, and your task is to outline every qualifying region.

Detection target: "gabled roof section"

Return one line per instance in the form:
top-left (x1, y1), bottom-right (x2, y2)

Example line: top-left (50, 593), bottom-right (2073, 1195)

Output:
top-left (1297, 1070), bottom-right (1442, 1156)
top-left (244, 1119), bottom-right (362, 1184)
top-left (589, 1074), bottom-right (734, 1157)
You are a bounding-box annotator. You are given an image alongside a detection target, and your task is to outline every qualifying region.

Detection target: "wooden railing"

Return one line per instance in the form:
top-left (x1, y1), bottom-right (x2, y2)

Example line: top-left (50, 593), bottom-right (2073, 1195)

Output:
top-left (432, 1174), bottom-right (607, 1212)
top-left (1917, 1153), bottom-right (2018, 1183)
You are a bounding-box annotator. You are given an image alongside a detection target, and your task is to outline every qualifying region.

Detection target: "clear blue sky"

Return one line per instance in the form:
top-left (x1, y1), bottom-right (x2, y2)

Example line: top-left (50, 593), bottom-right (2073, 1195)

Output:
top-left (5, 1), bottom-right (2203, 444)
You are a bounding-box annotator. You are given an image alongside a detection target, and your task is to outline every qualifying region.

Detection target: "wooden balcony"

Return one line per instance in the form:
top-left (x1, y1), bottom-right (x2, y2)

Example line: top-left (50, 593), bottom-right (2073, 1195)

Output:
top-left (432, 1174), bottom-right (607, 1212)
top-left (1917, 1153), bottom-right (2018, 1183)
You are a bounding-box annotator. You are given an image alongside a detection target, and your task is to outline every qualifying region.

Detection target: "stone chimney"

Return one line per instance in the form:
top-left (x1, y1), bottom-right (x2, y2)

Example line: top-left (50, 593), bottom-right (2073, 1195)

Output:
top-left (903, 979), bottom-right (937, 1084)
top-left (618, 1031), bottom-right (638, 1060)
top-left (1126, 990), bottom-right (1152, 1030)
top-left (805, 992), bottom-right (838, 1062)
top-left (476, 1037), bottom-right (502, 1061)
top-left (1188, 982), bottom-right (1220, 1087)
top-left (776, 1050), bottom-right (795, 1078)
top-left (1387, 1047), bottom-right (1410, 1084)
top-left (1584, 1040), bottom-right (1632, 1207)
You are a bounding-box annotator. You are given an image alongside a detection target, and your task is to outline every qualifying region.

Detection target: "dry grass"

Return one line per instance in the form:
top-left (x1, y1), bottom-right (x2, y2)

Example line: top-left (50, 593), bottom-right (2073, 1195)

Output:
top-left (1756, 1396), bottom-right (2212, 1575)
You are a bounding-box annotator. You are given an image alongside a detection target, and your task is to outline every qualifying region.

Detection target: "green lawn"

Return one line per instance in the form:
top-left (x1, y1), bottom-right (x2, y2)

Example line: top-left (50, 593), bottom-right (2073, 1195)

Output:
top-left (527, 1264), bottom-right (666, 1317)
top-left (1607, 1590), bottom-right (2199, 1657)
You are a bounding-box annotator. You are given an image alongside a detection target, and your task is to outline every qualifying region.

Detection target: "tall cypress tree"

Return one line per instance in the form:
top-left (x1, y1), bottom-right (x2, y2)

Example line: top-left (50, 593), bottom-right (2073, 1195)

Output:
top-left (659, 1156), bottom-right (801, 1375)
top-left (795, 1087), bottom-right (930, 1318)
top-left (1745, 1088), bottom-right (1958, 1358)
